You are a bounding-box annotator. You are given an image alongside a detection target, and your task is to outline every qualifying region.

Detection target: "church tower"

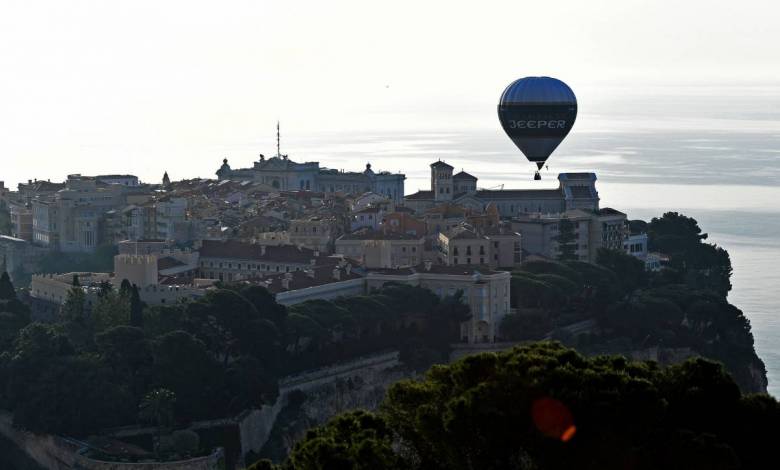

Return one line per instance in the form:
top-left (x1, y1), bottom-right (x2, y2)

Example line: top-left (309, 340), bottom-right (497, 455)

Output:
top-left (430, 160), bottom-right (454, 202)
top-left (162, 171), bottom-right (171, 187)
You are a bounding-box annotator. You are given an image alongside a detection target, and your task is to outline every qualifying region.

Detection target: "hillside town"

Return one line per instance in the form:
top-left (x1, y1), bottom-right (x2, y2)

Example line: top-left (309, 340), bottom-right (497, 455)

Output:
top-left (0, 153), bottom-right (656, 345)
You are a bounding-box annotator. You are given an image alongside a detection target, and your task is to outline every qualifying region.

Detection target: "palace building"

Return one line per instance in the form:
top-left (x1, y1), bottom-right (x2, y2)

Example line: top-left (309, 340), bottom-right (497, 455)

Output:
top-left (216, 155), bottom-right (406, 204)
top-left (404, 160), bottom-right (600, 217)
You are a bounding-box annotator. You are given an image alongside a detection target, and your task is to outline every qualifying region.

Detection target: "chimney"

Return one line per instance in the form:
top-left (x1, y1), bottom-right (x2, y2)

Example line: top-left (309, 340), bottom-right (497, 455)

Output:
top-left (260, 245), bottom-right (266, 256)
top-left (306, 269), bottom-right (315, 279)
top-left (345, 263), bottom-right (352, 275)
top-left (314, 250), bottom-right (320, 258)
top-left (332, 268), bottom-right (341, 281)
top-left (281, 277), bottom-right (291, 290)
top-left (424, 260), bottom-right (433, 271)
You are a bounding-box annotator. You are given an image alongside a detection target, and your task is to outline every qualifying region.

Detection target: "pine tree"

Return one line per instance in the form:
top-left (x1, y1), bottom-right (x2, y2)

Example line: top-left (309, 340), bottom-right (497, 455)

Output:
top-left (62, 285), bottom-right (86, 321)
top-left (554, 217), bottom-right (578, 261)
top-left (119, 278), bottom-right (132, 298)
top-left (129, 284), bottom-right (144, 328)
top-left (0, 271), bottom-right (16, 300)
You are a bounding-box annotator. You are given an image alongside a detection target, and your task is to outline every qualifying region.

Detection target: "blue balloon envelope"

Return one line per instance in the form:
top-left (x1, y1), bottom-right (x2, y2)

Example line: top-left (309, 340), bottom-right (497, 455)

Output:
top-left (498, 77), bottom-right (577, 170)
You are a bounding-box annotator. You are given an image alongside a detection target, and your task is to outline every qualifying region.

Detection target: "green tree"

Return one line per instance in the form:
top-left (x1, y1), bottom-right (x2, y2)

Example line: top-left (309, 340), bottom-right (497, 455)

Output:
top-left (285, 342), bottom-right (778, 470)
top-left (95, 325), bottom-right (151, 398)
top-left (129, 285), bottom-right (144, 328)
top-left (139, 388), bottom-right (177, 454)
top-left (61, 284), bottom-right (86, 321)
top-left (151, 331), bottom-right (222, 420)
top-left (0, 298), bottom-right (31, 351)
top-left (143, 305), bottom-right (187, 338)
top-left (92, 290), bottom-right (131, 333)
top-left (224, 356), bottom-right (279, 412)
top-left (500, 311), bottom-right (552, 341)
top-left (185, 289), bottom-right (262, 364)
top-left (0, 272), bottom-right (16, 300)
top-left (235, 284), bottom-right (288, 328)
top-left (553, 217), bottom-right (578, 261)
top-left (12, 355), bottom-right (134, 436)
top-left (595, 247), bottom-right (647, 295)
top-left (510, 274), bottom-right (560, 309)
top-left (285, 313), bottom-right (326, 355)
top-left (284, 410), bottom-right (408, 470)
top-left (647, 212), bottom-right (732, 296)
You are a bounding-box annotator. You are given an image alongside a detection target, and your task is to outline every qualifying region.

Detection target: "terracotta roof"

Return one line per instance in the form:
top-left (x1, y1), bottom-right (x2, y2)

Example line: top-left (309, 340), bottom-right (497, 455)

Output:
top-left (368, 263), bottom-right (504, 276)
top-left (597, 207), bottom-right (625, 216)
top-left (353, 206), bottom-right (382, 214)
top-left (339, 229), bottom-right (421, 241)
top-left (20, 181), bottom-right (66, 192)
top-left (474, 189), bottom-right (561, 199)
top-left (446, 225), bottom-right (481, 240)
top-left (453, 171), bottom-right (477, 180)
top-left (157, 257), bottom-right (186, 270)
top-left (424, 203), bottom-right (466, 218)
top-left (414, 263), bottom-right (503, 275)
top-left (405, 190), bottom-right (434, 200)
top-left (262, 265), bottom-right (362, 293)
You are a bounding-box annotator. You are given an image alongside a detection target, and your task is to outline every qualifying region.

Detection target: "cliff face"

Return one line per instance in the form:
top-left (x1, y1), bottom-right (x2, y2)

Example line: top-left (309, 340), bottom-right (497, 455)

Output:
top-left (258, 364), bottom-right (413, 462)
top-left (578, 342), bottom-right (768, 394)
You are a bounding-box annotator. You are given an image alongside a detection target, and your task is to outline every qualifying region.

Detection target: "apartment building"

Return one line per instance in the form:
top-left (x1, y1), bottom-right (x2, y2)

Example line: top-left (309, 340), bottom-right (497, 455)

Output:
top-left (437, 224), bottom-right (522, 269)
top-left (335, 230), bottom-right (425, 269)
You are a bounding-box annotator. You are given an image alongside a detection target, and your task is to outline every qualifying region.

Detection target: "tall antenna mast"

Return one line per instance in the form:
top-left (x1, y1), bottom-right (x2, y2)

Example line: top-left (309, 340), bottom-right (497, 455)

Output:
top-left (276, 120), bottom-right (281, 158)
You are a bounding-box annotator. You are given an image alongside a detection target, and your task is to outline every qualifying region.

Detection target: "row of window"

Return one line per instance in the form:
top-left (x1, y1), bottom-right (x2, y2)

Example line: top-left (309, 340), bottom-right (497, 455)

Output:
top-left (453, 246), bottom-right (486, 256)
top-left (200, 260), bottom-right (301, 272)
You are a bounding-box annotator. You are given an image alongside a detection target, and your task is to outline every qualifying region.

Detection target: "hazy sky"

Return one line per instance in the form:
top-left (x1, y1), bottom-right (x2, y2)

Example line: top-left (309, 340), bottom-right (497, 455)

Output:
top-left (1, 0), bottom-right (778, 188)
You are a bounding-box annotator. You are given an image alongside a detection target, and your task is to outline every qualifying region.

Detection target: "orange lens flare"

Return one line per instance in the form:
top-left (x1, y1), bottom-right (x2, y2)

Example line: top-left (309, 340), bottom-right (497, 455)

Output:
top-left (531, 397), bottom-right (576, 442)
top-left (561, 425), bottom-right (577, 442)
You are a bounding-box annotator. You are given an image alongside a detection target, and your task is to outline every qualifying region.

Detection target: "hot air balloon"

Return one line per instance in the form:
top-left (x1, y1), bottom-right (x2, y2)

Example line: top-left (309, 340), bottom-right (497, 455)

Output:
top-left (498, 77), bottom-right (577, 180)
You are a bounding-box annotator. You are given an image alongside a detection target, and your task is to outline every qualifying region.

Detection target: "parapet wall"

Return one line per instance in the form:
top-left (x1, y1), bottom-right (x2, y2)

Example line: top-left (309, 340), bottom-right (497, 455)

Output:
top-left (73, 448), bottom-right (224, 470)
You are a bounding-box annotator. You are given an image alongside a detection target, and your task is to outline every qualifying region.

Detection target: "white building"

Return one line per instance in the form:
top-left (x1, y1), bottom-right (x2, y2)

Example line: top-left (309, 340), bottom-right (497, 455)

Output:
top-left (367, 263), bottom-right (511, 344)
top-left (31, 175), bottom-right (127, 252)
top-left (96, 174), bottom-right (140, 187)
top-left (217, 156), bottom-right (406, 203)
top-left (510, 208), bottom-right (629, 263)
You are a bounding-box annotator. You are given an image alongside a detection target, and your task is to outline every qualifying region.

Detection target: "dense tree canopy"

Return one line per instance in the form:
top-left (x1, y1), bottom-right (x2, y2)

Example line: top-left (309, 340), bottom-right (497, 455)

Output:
top-left (278, 343), bottom-right (778, 470)
top-left (0, 278), bottom-right (471, 436)
top-left (648, 212), bottom-right (732, 296)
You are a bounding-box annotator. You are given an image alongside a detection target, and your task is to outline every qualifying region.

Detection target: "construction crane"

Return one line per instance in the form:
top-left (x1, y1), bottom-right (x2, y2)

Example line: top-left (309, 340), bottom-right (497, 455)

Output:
top-left (478, 184), bottom-right (504, 191)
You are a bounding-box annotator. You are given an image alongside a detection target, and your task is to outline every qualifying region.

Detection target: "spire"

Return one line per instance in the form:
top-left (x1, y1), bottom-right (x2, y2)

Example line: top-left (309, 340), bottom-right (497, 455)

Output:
top-left (276, 120), bottom-right (281, 158)
top-left (162, 171), bottom-right (171, 187)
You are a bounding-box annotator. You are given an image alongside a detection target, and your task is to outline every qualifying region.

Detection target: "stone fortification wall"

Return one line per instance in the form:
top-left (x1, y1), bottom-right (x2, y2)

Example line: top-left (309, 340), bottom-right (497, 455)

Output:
top-left (72, 448), bottom-right (223, 470)
top-left (0, 412), bottom-right (78, 469)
